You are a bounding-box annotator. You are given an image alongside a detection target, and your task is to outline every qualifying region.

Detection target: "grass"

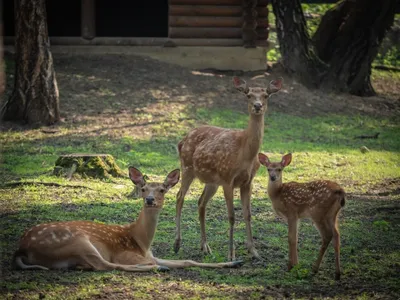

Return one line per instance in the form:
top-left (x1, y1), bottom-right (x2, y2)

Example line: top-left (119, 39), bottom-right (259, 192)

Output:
top-left (1, 102), bottom-right (400, 299)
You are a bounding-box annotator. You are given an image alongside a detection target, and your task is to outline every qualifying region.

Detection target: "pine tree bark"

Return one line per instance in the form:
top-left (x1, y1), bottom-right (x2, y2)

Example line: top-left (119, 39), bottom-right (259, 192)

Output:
top-left (1, 0), bottom-right (60, 125)
top-left (271, 0), bottom-right (397, 96)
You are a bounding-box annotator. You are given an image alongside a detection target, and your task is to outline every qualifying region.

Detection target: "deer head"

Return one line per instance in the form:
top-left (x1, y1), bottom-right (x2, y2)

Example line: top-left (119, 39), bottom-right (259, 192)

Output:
top-left (233, 77), bottom-right (283, 115)
top-left (129, 167), bottom-right (180, 210)
top-left (258, 153), bottom-right (292, 182)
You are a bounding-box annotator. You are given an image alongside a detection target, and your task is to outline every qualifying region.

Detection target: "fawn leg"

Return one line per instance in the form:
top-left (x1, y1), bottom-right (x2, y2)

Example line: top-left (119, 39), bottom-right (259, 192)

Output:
top-left (174, 169), bottom-right (195, 253)
top-left (153, 257), bottom-right (244, 269)
top-left (198, 184), bottom-right (219, 254)
top-left (332, 216), bottom-right (341, 280)
top-left (287, 216), bottom-right (299, 271)
top-left (240, 183), bottom-right (260, 259)
top-left (223, 185), bottom-right (235, 261)
top-left (312, 220), bottom-right (333, 274)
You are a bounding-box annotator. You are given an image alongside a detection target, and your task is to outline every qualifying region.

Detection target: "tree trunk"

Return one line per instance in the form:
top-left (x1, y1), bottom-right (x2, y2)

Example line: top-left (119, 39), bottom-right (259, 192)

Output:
top-left (1, 0), bottom-right (60, 125)
top-left (271, 0), bottom-right (396, 96)
top-left (0, 0), bottom-right (4, 96)
top-left (270, 0), bottom-right (327, 87)
top-left (314, 0), bottom-right (397, 96)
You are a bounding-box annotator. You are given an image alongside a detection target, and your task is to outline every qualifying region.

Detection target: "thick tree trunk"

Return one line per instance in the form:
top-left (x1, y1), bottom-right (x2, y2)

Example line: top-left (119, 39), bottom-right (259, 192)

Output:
top-left (0, 0), bottom-right (4, 96)
top-left (314, 0), bottom-right (397, 96)
top-left (271, 0), bottom-right (396, 96)
top-left (270, 0), bottom-right (327, 87)
top-left (1, 0), bottom-right (60, 125)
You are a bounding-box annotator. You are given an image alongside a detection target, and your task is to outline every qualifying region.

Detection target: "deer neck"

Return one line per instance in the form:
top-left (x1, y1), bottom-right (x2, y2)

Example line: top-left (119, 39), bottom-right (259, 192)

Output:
top-left (243, 113), bottom-right (264, 160)
top-left (268, 178), bottom-right (283, 199)
top-left (128, 208), bottom-right (161, 252)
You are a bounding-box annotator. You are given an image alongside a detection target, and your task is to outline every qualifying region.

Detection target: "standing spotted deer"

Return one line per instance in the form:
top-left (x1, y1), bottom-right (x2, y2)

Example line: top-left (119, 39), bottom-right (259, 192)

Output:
top-left (258, 153), bottom-right (345, 279)
top-left (12, 167), bottom-right (243, 271)
top-left (174, 77), bottom-right (283, 260)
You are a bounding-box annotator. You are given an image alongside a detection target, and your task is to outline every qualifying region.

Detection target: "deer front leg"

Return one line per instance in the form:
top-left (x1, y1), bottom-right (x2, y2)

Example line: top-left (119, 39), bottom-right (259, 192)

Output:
top-left (198, 184), bottom-right (219, 254)
top-left (287, 216), bottom-right (299, 271)
top-left (223, 185), bottom-right (235, 261)
top-left (174, 170), bottom-right (194, 253)
top-left (240, 183), bottom-right (260, 259)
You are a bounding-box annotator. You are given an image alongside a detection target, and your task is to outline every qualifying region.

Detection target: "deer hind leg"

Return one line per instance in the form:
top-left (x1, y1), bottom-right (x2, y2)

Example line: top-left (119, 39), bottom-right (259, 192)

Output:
top-left (153, 257), bottom-right (244, 269)
top-left (332, 215), bottom-right (341, 280)
top-left (71, 238), bottom-right (161, 272)
top-left (312, 219), bottom-right (333, 275)
top-left (223, 185), bottom-right (236, 261)
top-left (198, 184), bottom-right (219, 254)
top-left (287, 216), bottom-right (299, 271)
top-left (174, 168), bottom-right (195, 253)
top-left (240, 183), bottom-right (260, 259)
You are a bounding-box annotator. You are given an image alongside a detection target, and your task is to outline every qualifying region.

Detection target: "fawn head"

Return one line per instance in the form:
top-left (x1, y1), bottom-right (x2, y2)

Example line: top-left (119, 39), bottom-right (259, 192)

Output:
top-left (233, 77), bottom-right (283, 115)
top-left (129, 167), bottom-right (180, 209)
top-left (258, 153), bottom-right (292, 182)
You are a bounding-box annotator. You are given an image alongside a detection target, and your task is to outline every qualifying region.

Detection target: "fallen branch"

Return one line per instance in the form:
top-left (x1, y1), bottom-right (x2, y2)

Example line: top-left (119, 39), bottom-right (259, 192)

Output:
top-left (354, 132), bottom-right (380, 139)
top-left (1, 181), bottom-right (95, 190)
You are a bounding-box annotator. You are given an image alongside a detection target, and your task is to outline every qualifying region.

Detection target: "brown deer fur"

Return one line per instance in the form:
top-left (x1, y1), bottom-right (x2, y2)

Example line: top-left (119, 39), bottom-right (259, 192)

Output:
top-left (258, 152), bottom-right (345, 280)
top-left (174, 77), bottom-right (283, 260)
top-left (12, 168), bottom-right (243, 271)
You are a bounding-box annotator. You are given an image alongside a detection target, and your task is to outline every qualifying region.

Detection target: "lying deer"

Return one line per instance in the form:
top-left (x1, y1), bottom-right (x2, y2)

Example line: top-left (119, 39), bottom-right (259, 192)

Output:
top-left (258, 153), bottom-right (345, 280)
top-left (174, 77), bottom-right (283, 260)
top-left (12, 167), bottom-right (243, 271)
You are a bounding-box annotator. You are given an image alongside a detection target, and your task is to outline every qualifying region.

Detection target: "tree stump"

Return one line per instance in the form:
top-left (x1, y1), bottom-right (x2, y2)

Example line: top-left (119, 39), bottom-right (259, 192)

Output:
top-left (53, 154), bottom-right (126, 180)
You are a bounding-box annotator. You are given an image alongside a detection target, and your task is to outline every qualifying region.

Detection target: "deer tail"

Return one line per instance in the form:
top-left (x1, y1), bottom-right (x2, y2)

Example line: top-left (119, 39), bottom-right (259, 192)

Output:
top-left (334, 189), bottom-right (346, 207)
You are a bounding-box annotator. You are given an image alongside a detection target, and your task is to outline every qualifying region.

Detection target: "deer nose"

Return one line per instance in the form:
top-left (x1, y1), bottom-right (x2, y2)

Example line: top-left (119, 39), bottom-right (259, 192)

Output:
top-left (253, 103), bottom-right (262, 111)
top-left (270, 175), bottom-right (277, 182)
top-left (145, 196), bottom-right (154, 205)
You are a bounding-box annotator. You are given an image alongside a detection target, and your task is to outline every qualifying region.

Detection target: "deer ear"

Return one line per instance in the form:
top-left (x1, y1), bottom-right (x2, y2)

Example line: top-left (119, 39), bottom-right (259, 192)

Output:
top-left (258, 153), bottom-right (270, 167)
top-left (267, 77), bottom-right (283, 94)
top-left (281, 153), bottom-right (292, 167)
top-left (233, 77), bottom-right (249, 94)
top-left (129, 167), bottom-right (146, 187)
top-left (164, 169), bottom-right (180, 190)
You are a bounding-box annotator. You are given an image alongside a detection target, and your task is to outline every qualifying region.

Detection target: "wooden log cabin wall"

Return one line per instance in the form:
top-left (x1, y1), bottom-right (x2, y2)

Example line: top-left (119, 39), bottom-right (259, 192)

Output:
top-left (3, 0), bottom-right (269, 47)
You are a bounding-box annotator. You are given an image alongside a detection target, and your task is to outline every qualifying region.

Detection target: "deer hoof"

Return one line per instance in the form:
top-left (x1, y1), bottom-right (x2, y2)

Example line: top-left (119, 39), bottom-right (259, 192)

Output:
top-left (173, 239), bottom-right (181, 253)
top-left (201, 242), bottom-right (212, 254)
top-left (335, 272), bottom-right (341, 280)
top-left (156, 266), bottom-right (170, 272)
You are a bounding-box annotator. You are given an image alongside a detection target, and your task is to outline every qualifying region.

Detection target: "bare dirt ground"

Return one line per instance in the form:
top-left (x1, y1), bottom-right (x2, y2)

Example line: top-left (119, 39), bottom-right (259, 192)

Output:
top-left (3, 51), bottom-right (400, 133)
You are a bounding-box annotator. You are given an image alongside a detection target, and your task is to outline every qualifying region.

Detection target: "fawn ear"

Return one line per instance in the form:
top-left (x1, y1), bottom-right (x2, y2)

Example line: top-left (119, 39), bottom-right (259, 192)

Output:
top-left (267, 77), bottom-right (283, 94)
top-left (233, 77), bottom-right (249, 94)
top-left (258, 153), bottom-right (271, 167)
top-left (164, 169), bottom-right (180, 190)
top-left (281, 153), bottom-right (292, 167)
top-left (129, 167), bottom-right (146, 187)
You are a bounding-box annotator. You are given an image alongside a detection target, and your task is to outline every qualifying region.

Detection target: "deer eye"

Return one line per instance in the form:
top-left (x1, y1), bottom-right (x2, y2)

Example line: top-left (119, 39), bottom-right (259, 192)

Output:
top-left (141, 188), bottom-right (146, 193)
top-left (247, 94), bottom-right (251, 99)
top-left (277, 169), bottom-right (282, 172)
top-left (267, 169), bottom-right (272, 172)
top-left (160, 188), bottom-right (165, 193)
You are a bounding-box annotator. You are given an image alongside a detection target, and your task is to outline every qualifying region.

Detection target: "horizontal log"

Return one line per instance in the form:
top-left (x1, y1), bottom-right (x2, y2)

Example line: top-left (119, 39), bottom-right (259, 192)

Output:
top-left (170, 16), bottom-right (242, 27)
top-left (4, 36), bottom-right (248, 47)
top-left (169, 27), bottom-right (242, 38)
top-left (169, 38), bottom-right (244, 46)
top-left (169, 0), bottom-right (269, 5)
top-left (256, 28), bottom-right (269, 40)
top-left (169, 16), bottom-right (268, 28)
top-left (170, 5), bottom-right (242, 16)
top-left (169, 5), bottom-right (268, 17)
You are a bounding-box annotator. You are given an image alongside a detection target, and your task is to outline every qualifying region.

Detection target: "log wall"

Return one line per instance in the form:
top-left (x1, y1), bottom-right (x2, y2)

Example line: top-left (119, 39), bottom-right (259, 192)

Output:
top-left (169, 0), bottom-right (269, 46)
